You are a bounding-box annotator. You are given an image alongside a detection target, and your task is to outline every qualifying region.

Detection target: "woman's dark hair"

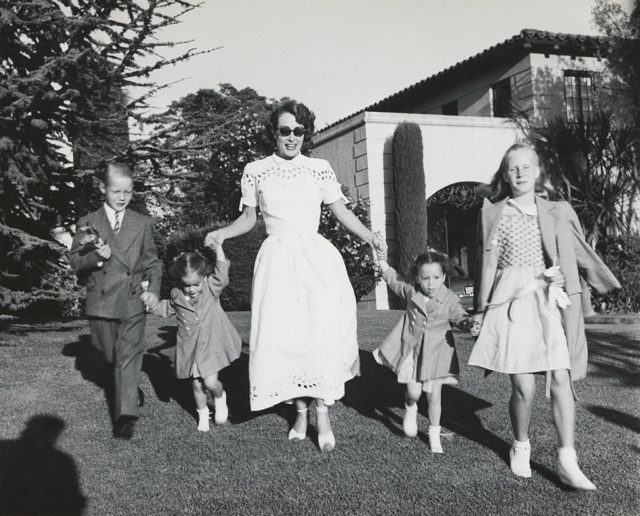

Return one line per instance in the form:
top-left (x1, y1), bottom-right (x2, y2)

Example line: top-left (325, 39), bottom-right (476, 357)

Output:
top-left (169, 252), bottom-right (210, 281)
top-left (411, 251), bottom-right (447, 278)
top-left (488, 143), bottom-right (557, 202)
top-left (266, 99), bottom-right (316, 153)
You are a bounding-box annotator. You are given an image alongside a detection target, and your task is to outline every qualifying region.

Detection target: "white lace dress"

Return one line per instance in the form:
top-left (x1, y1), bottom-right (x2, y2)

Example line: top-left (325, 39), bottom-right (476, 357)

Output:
top-left (240, 153), bottom-right (359, 411)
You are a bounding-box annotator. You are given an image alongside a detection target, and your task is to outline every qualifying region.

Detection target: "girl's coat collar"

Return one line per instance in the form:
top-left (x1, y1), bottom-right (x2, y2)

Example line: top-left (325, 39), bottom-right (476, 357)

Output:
top-left (410, 284), bottom-right (447, 317)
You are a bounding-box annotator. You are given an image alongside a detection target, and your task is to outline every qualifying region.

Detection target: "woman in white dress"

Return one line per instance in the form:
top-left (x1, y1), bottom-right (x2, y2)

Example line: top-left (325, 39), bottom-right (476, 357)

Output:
top-left (204, 100), bottom-right (385, 452)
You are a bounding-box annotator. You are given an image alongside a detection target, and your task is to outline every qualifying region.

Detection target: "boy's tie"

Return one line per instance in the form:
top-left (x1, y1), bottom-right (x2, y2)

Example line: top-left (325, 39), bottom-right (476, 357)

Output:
top-left (114, 212), bottom-right (121, 235)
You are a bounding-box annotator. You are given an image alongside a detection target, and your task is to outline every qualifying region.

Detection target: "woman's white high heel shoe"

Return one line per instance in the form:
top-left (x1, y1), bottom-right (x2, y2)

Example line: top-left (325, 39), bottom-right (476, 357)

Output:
top-left (316, 405), bottom-right (335, 452)
top-left (288, 407), bottom-right (308, 441)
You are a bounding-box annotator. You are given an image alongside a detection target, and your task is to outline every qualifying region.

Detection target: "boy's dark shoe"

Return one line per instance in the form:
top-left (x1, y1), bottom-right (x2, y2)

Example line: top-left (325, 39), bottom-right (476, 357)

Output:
top-left (113, 415), bottom-right (137, 440)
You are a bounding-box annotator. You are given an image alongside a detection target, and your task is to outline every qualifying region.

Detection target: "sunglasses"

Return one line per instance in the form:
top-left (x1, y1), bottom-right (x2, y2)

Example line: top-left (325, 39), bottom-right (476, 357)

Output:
top-left (277, 126), bottom-right (305, 137)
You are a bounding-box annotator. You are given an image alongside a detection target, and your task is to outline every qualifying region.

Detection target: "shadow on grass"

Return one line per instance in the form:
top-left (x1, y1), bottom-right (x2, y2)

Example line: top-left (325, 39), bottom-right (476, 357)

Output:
top-left (587, 405), bottom-right (640, 434)
top-left (0, 415), bottom-right (86, 515)
top-left (62, 334), bottom-right (115, 422)
top-left (344, 350), bottom-right (570, 479)
top-left (587, 331), bottom-right (640, 387)
top-left (144, 326), bottom-right (288, 426)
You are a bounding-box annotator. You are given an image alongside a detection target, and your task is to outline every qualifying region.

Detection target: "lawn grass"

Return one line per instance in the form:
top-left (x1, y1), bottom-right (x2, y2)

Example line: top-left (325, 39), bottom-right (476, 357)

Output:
top-left (0, 311), bottom-right (639, 515)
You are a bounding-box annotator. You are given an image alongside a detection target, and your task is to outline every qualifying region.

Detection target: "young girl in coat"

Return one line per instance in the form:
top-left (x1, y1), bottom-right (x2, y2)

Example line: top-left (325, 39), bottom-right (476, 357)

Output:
top-left (373, 250), bottom-right (475, 453)
top-left (469, 143), bottom-right (620, 489)
top-left (141, 244), bottom-right (242, 432)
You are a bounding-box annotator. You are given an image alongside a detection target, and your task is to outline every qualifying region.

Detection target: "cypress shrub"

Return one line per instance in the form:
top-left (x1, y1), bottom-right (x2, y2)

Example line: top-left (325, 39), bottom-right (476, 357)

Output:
top-left (392, 122), bottom-right (428, 276)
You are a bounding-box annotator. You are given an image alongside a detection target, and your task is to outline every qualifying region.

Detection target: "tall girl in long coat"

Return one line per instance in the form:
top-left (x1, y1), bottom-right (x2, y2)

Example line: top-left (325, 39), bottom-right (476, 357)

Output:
top-left (142, 244), bottom-right (242, 432)
top-left (469, 143), bottom-right (619, 490)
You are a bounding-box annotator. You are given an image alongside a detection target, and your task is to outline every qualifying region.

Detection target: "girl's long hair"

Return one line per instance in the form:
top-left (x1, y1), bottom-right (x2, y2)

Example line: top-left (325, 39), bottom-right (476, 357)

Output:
top-left (488, 143), bottom-right (558, 202)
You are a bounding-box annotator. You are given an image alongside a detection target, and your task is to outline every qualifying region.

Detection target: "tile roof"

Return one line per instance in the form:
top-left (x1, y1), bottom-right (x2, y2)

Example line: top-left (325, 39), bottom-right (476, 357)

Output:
top-left (317, 29), bottom-right (606, 133)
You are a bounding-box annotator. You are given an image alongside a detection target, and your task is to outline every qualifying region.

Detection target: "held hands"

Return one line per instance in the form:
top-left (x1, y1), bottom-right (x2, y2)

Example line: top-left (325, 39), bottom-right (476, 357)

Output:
top-left (204, 229), bottom-right (225, 250)
top-left (140, 280), bottom-right (159, 311)
top-left (470, 313), bottom-right (484, 337)
top-left (371, 232), bottom-right (388, 262)
top-left (140, 291), bottom-right (159, 311)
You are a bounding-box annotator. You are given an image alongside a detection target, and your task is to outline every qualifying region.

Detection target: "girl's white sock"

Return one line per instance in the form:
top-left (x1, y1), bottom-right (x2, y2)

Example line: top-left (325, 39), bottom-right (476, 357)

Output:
top-left (197, 407), bottom-right (210, 432)
top-left (428, 425), bottom-right (443, 453)
top-left (214, 390), bottom-right (228, 424)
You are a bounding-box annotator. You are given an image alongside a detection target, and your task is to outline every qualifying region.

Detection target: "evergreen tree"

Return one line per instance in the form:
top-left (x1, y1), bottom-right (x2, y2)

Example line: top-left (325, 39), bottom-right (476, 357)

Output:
top-left (138, 85), bottom-right (277, 225)
top-left (392, 122), bottom-right (428, 277)
top-left (0, 0), bottom-right (209, 316)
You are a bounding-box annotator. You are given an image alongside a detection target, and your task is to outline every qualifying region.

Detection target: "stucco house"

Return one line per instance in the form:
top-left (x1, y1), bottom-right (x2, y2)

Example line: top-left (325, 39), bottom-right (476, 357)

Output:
top-left (312, 29), bottom-right (608, 309)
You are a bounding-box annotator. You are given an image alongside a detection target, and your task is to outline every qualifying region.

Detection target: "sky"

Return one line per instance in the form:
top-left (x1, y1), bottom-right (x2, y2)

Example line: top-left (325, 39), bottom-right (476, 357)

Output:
top-left (144, 0), bottom-right (630, 128)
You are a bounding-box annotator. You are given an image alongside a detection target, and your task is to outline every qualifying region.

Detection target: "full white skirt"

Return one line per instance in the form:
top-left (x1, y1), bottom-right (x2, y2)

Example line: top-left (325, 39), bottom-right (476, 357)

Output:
top-left (248, 233), bottom-right (359, 411)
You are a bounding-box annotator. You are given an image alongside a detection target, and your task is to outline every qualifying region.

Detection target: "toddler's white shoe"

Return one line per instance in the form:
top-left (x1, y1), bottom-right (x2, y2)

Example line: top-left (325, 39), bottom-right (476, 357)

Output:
top-left (558, 447), bottom-right (596, 490)
top-left (403, 403), bottom-right (418, 438)
top-left (509, 439), bottom-right (532, 477)
top-left (428, 425), bottom-right (443, 453)
top-left (214, 391), bottom-right (228, 425)
top-left (197, 407), bottom-right (210, 432)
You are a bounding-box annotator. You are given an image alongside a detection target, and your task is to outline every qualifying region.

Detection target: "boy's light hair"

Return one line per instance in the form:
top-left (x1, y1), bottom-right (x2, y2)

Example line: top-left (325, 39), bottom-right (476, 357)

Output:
top-left (100, 162), bottom-right (133, 186)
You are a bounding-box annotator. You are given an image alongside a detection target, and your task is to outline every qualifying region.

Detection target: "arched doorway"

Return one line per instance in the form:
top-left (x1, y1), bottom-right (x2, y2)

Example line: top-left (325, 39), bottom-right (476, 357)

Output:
top-left (427, 182), bottom-right (486, 300)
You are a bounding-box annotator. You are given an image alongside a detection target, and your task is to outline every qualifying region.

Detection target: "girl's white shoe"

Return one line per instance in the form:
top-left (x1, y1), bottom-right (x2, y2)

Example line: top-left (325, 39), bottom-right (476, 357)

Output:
top-left (428, 425), bottom-right (443, 453)
top-left (558, 447), bottom-right (596, 490)
top-left (213, 391), bottom-right (228, 425)
top-left (510, 439), bottom-right (532, 478)
top-left (316, 405), bottom-right (335, 452)
top-left (197, 408), bottom-right (210, 432)
top-left (288, 407), bottom-right (308, 441)
top-left (403, 403), bottom-right (418, 438)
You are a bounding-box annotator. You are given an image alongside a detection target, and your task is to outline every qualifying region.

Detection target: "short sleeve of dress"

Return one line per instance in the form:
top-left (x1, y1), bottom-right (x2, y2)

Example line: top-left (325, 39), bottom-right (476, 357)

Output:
top-left (239, 163), bottom-right (258, 211)
top-left (318, 160), bottom-right (349, 205)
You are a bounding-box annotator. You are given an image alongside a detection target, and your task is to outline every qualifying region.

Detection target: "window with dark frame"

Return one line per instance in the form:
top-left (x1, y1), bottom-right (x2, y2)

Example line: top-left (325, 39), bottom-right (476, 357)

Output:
top-left (491, 78), bottom-right (512, 117)
top-left (564, 71), bottom-right (594, 123)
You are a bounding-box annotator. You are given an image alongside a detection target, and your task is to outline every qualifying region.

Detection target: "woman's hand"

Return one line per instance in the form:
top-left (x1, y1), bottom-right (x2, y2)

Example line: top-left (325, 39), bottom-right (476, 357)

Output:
top-left (204, 229), bottom-right (225, 250)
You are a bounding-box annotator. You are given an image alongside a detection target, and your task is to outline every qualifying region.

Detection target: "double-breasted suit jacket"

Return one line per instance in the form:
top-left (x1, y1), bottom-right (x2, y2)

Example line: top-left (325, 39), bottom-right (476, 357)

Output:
top-left (149, 259), bottom-right (242, 379)
top-left (474, 196), bottom-right (620, 380)
top-left (377, 267), bottom-right (469, 383)
top-left (70, 207), bottom-right (162, 319)
top-left (69, 206), bottom-right (162, 419)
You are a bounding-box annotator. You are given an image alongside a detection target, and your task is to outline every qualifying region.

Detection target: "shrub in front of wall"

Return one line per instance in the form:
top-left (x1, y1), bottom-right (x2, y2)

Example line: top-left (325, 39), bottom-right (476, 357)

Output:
top-left (592, 234), bottom-right (640, 313)
top-left (319, 195), bottom-right (378, 300)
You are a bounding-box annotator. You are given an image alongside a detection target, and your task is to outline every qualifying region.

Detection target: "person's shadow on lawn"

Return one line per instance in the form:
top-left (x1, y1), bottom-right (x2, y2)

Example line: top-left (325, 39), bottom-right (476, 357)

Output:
top-left (0, 415), bottom-right (87, 515)
top-left (62, 334), bottom-right (115, 421)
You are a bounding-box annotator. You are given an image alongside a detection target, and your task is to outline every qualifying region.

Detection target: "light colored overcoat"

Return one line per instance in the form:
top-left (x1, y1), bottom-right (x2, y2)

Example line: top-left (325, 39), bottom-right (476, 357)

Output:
top-left (150, 260), bottom-right (242, 379)
top-left (474, 196), bottom-right (620, 380)
top-left (377, 267), bottom-right (469, 383)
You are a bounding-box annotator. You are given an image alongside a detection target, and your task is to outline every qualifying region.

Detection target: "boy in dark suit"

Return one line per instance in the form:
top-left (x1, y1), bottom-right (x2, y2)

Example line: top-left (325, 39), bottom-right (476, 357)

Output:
top-left (70, 163), bottom-right (162, 439)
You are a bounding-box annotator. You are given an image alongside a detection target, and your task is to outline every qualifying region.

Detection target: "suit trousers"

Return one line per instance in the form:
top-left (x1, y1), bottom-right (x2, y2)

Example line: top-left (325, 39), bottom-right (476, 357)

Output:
top-left (89, 313), bottom-right (146, 420)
